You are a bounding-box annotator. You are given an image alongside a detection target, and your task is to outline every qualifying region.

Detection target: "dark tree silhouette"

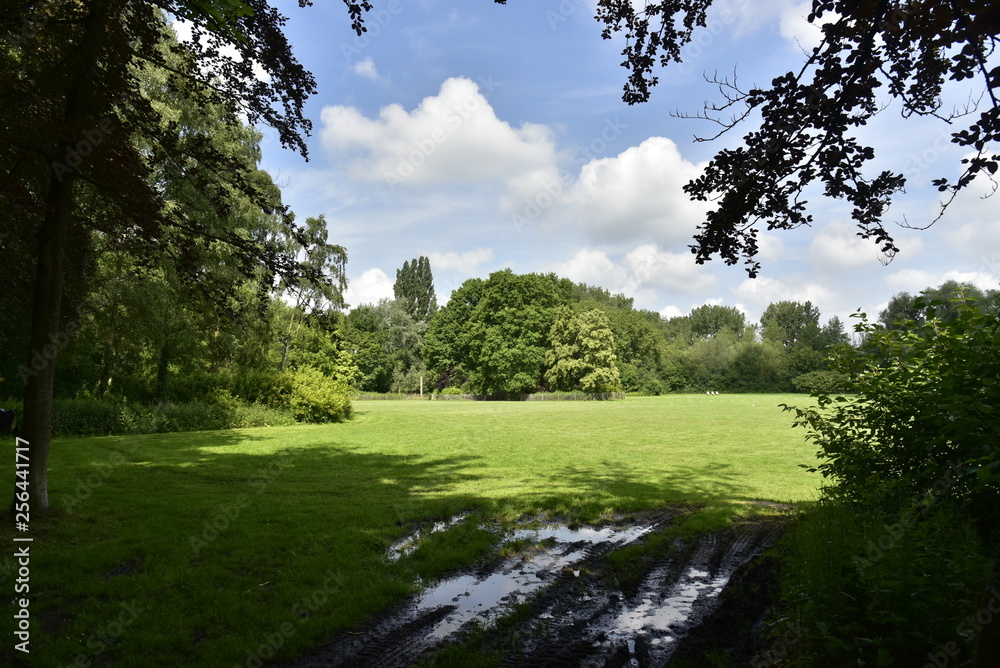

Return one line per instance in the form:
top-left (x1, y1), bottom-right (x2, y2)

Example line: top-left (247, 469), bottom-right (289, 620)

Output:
top-left (593, 1), bottom-right (1000, 276)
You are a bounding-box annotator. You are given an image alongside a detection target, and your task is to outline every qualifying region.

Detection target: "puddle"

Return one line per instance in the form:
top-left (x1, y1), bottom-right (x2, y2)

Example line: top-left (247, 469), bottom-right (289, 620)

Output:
top-left (413, 523), bottom-right (654, 639)
top-left (386, 512), bottom-right (470, 561)
top-left (286, 513), bottom-right (787, 668)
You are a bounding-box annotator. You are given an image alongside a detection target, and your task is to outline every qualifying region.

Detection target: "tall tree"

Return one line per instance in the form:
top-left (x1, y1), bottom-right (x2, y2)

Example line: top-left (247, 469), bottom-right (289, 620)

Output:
top-left (761, 301), bottom-right (822, 349)
top-left (688, 304), bottom-right (746, 340)
top-left (277, 214), bottom-right (347, 370)
top-left (1, 1), bottom-right (358, 509)
top-left (545, 308), bottom-right (622, 393)
top-left (393, 256), bottom-right (437, 322)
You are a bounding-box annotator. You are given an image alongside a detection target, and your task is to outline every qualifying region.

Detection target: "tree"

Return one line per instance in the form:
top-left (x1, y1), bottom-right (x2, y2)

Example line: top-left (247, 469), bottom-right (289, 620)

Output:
top-left (688, 304), bottom-right (746, 340)
top-left (545, 308), bottom-right (622, 392)
top-left (880, 281), bottom-right (998, 331)
top-left (424, 278), bottom-right (485, 390)
top-left (593, 1), bottom-right (1000, 276)
top-left (1, 1), bottom-right (359, 509)
top-left (277, 215), bottom-right (347, 370)
top-left (761, 301), bottom-right (822, 349)
top-left (446, 270), bottom-right (572, 395)
top-left (393, 256), bottom-right (437, 321)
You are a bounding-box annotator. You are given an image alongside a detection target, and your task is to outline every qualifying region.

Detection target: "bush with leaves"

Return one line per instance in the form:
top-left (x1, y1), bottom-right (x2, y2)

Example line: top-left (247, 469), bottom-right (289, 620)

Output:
top-left (790, 369), bottom-right (850, 394)
top-left (280, 366), bottom-right (353, 424)
top-left (785, 295), bottom-right (1000, 519)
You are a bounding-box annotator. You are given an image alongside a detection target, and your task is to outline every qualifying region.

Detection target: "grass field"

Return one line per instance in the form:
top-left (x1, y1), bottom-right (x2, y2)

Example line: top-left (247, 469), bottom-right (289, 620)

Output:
top-left (1, 394), bottom-right (821, 667)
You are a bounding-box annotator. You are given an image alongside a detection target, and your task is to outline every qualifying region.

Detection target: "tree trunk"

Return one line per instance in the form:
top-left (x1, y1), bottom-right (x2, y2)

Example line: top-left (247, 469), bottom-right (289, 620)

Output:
top-left (21, 172), bottom-right (76, 512)
top-left (17, 0), bottom-right (109, 512)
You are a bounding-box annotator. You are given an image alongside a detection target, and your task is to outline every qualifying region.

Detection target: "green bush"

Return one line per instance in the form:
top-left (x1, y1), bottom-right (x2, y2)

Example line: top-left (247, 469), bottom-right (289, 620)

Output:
top-left (51, 398), bottom-right (125, 436)
top-left (785, 296), bottom-right (1000, 517)
top-left (790, 370), bottom-right (850, 394)
top-left (441, 386), bottom-right (465, 395)
top-left (281, 367), bottom-right (353, 423)
top-left (45, 396), bottom-right (296, 437)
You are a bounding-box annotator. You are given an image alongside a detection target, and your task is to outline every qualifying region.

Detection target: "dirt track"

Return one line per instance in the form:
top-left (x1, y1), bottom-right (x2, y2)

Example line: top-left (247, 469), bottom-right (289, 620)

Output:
top-left (284, 510), bottom-right (792, 668)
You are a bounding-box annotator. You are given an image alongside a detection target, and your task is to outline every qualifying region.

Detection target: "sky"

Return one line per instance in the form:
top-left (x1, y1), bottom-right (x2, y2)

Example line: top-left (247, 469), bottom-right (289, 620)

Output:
top-left (242, 0), bottom-right (999, 327)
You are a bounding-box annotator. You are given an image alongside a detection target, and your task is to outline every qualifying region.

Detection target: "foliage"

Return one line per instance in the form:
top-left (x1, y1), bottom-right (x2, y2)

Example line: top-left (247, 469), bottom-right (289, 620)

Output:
top-left (777, 498), bottom-right (992, 667)
top-left (280, 366), bottom-right (353, 423)
top-left (761, 301), bottom-right (821, 349)
top-left (393, 256), bottom-right (438, 321)
top-left (785, 296), bottom-right (1000, 520)
top-left (47, 396), bottom-right (296, 437)
top-left (688, 304), bottom-right (746, 340)
top-left (545, 308), bottom-right (622, 392)
top-left (428, 271), bottom-right (572, 395)
top-left (593, 1), bottom-right (1000, 275)
top-left (790, 370), bottom-right (850, 395)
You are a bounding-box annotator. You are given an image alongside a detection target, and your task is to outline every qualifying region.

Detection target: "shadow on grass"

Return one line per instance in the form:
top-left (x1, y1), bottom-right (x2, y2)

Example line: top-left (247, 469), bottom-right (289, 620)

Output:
top-left (534, 460), bottom-right (756, 518)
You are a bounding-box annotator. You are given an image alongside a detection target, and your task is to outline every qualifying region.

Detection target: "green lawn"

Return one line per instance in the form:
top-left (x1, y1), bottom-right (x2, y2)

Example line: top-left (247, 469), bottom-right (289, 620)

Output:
top-left (1, 394), bottom-right (820, 667)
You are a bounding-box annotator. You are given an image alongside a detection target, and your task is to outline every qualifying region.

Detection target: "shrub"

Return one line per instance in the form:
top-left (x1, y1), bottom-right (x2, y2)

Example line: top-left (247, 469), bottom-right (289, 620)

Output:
top-left (790, 370), bottom-right (850, 394)
top-left (281, 367), bottom-right (353, 423)
top-left (785, 295), bottom-right (1000, 521)
top-left (47, 395), bottom-right (296, 437)
top-left (441, 386), bottom-right (465, 395)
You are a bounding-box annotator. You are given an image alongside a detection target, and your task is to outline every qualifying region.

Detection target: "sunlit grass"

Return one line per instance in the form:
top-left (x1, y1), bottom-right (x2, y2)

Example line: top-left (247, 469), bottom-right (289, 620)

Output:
top-left (0, 394), bottom-right (819, 666)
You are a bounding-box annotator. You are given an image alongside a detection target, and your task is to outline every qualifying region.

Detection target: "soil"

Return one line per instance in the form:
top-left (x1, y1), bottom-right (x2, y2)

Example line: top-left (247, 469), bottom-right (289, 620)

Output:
top-left (283, 509), bottom-right (794, 668)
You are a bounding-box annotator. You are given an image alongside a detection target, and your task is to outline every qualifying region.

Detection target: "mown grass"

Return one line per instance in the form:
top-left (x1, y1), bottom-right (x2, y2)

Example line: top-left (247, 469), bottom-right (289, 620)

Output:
top-left (0, 394), bottom-right (819, 666)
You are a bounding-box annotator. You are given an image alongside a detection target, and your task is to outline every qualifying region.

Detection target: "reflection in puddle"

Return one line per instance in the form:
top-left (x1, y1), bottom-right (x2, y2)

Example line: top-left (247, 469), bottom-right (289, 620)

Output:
top-left (607, 566), bottom-right (729, 638)
top-left (411, 523), bottom-right (654, 639)
top-left (387, 512), bottom-right (470, 561)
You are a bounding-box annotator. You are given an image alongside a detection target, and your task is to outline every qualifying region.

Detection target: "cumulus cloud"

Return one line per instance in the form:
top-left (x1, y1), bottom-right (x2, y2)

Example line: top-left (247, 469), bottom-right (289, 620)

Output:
top-left (807, 219), bottom-right (920, 271)
top-left (554, 249), bottom-right (631, 290)
top-left (515, 137), bottom-right (709, 247)
top-left (553, 245), bottom-right (716, 311)
top-left (426, 247), bottom-right (494, 274)
top-left (942, 170), bottom-right (1000, 269)
top-left (320, 77), bottom-right (558, 189)
top-left (344, 268), bottom-right (394, 308)
top-left (885, 268), bottom-right (999, 294)
top-left (734, 276), bottom-right (835, 321)
top-left (779, 1), bottom-right (824, 53)
top-left (352, 57), bottom-right (381, 81)
top-left (624, 244), bottom-right (716, 294)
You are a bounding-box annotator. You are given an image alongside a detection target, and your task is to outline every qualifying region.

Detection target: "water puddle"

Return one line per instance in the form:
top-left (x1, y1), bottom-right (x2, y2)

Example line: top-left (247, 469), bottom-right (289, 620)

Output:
top-left (288, 513), bottom-right (785, 668)
top-left (386, 512), bottom-right (470, 561)
top-left (412, 522), bottom-right (654, 639)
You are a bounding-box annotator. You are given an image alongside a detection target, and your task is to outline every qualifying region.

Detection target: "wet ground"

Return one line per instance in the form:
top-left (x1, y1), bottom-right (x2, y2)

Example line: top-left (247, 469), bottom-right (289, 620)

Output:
top-left (285, 508), bottom-right (792, 667)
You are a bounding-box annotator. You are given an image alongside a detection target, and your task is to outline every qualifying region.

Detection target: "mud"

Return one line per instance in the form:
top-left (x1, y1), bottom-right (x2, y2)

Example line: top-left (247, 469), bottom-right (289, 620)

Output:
top-left (285, 509), bottom-right (792, 668)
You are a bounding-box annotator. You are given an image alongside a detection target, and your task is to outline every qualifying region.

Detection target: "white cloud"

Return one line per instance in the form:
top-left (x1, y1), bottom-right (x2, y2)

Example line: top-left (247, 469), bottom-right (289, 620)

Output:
top-left (756, 233), bottom-right (786, 263)
top-left (779, 1), bottom-right (824, 53)
top-left (426, 247), bottom-right (494, 274)
top-left (624, 244), bottom-right (716, 294)
top-left (344, 268), bottom-right (394, 308)
top-left (529, 137), bottom-right (709, 246)
top-left (659, 305), bottom-right (684, 319)
top-left (552, 245), bottom-right (715, 312)
top-left (941, 170), bottom-right (1000, 268)
top-left (734, 276), bottom-right (835, 321)
top-left (554, 249), bottom-right (630, 289)
top-left (169, 19), bottom-right (269, 82)
top-left (886, 268), bottom-right (999, 294)
top-left (320, 77), bottom-right (558, 188)
top-left (352, 57), bottom-right (381, 81)
top-left (807, 219), bottom-right (919, 271)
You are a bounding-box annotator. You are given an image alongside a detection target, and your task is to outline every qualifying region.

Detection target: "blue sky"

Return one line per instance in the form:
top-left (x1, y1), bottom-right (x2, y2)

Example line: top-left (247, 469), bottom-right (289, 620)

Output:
top-left (241, 0), bottom-right (999, 326)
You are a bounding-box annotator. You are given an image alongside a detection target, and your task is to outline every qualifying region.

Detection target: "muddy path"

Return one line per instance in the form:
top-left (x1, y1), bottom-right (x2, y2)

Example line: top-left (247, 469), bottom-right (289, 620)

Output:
top-left (284, 509), bottom-right (792, 668)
